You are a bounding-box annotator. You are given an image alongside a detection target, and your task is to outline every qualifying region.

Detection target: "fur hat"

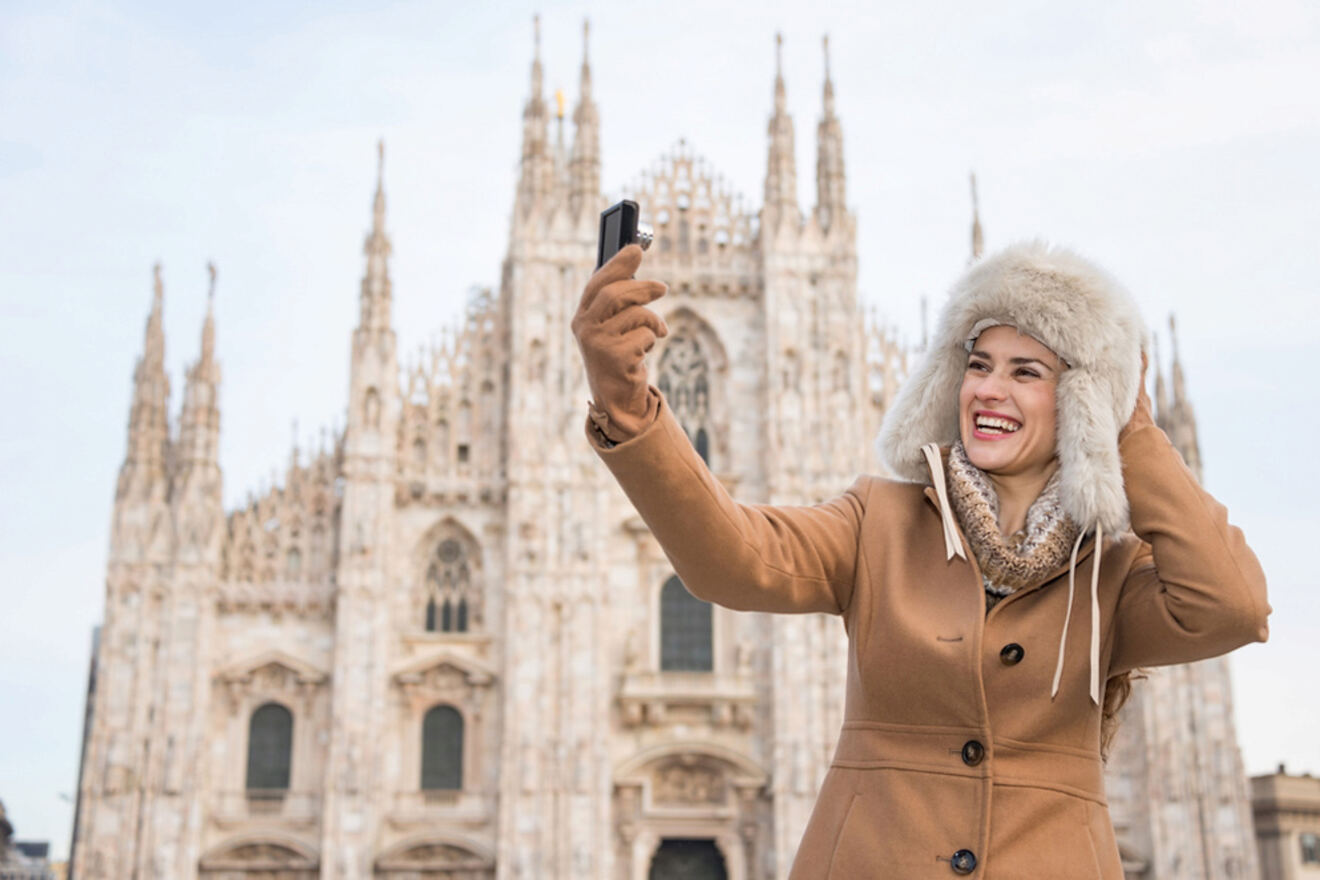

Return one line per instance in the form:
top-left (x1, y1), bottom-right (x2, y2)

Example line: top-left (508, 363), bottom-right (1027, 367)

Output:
top-left (877, 240), bottom-right (1147, 535)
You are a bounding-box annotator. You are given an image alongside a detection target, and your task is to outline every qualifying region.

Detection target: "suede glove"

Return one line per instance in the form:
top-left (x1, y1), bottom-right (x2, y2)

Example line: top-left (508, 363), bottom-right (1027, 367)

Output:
top-left (571, 244), bottom-right (669, 443)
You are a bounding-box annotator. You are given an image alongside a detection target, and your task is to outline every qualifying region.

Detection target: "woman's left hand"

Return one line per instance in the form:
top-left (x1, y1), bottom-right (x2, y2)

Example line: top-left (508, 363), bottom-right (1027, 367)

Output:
top-left (1119, 351), bottom-right (1155, 442)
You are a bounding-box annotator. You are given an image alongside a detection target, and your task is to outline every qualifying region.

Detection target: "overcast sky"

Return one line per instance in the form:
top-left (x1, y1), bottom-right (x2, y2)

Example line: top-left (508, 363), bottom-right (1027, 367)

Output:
top-left (2, 0), bottom-right (1317, 860)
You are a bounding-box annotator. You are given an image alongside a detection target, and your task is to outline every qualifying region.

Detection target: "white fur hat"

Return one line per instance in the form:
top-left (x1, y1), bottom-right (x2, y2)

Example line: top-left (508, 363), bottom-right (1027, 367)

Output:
top-left (877, 240), bottom-right (1146, 535)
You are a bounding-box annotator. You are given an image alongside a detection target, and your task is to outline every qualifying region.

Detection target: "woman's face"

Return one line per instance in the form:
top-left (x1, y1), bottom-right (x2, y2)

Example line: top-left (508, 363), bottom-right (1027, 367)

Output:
top-left (958, 324), bottom-right (1065, 480)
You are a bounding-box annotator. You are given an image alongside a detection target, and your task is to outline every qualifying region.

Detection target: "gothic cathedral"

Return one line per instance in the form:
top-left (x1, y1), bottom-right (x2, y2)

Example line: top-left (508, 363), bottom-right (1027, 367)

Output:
top-left (71, 20), bottom-right (1258, 880)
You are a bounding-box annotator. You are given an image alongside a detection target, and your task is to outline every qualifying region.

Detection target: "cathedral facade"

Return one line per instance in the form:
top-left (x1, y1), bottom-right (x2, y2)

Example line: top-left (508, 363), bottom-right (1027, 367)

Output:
top-left (71, 21), bottom-right (1257, 880)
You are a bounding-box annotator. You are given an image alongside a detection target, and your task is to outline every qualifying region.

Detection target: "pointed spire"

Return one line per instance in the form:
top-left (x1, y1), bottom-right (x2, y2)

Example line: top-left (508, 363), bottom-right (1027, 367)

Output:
top-left (1165, 314), bottom-right (1202, 481)
top-left (177, 263), bottom-right (222, 486)
top-left (814, 34), bottom-right (847, 231)
top-left (763, 32), bottom-right (800, 229)
top-left (569, 17), bottom-right (600, 215)
top-left (201, 261), bottom-right (217, 362)
top-left (969, 172), bottom-right (984, 262)
top-left (1152, 332), bottom-right (1169, 423)
top-left (516, 14), bottom-right (554, 214)
top-left (774, 31), bottom-right (787, 111)
top-left (1169, 314), bottom-right (1186, 403)
top-left (117, 263), bottom-right (172, 502)
top-left (359, 140), bottom-right (392, 334)
top-left (554, 87), bottom-right (567, 184)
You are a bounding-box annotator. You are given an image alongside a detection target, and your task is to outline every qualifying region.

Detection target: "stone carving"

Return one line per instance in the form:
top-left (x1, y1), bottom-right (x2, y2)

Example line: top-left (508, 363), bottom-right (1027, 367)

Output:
top-left (653, 760), bottom-right (726, 806)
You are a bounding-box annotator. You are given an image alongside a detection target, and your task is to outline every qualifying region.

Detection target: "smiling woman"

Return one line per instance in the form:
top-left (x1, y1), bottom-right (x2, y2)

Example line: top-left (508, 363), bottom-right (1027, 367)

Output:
top-left (959, 325), bottom-right (1065, 535)
top-left (575, 240), bottom-right (1270, 878)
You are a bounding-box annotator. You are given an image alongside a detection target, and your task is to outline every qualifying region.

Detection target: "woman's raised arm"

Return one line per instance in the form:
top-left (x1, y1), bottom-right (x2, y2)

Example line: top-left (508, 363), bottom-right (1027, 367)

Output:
top-left (573, 245), bottom-right (865, 615)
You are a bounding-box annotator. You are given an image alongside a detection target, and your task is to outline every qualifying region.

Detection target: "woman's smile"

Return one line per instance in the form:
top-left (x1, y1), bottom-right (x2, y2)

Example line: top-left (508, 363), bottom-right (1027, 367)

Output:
top-left (971, 409), bottom-right (1022, 439)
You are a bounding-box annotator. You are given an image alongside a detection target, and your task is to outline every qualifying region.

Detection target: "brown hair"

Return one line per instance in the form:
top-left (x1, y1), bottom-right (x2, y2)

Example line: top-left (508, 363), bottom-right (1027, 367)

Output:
top-left (1100, 668), bottom-right (1146, 761)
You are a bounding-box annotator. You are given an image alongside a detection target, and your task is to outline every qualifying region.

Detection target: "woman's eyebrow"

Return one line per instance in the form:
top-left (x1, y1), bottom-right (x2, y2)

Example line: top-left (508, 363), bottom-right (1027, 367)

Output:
top-left (968, 350), bottom-right (1056, 371)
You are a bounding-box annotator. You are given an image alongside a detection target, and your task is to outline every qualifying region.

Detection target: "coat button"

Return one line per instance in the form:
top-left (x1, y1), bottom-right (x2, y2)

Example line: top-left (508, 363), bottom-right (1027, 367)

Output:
top-left (1000, 643), bottom-right (1025, 665)
top-left (951, 849), bottom-right (977, 874)
top-left (961, 740), bottom-right (985, 766)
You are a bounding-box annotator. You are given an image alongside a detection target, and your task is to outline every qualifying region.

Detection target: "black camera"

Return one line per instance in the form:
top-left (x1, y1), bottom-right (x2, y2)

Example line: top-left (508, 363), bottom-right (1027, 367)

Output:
top-left (596, 200), bottom-right (654, 269)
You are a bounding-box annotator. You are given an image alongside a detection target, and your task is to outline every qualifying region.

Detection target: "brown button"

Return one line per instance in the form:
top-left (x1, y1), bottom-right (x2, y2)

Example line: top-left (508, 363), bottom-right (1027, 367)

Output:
top-left (1000, 643), bottom-right (1024, 665)
top-left (961, 740), bottom-right (985, 766)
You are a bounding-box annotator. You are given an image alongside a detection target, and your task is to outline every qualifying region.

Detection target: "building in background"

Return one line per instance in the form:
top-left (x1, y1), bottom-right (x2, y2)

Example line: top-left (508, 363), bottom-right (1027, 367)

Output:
top-left (1251, 767), bottom-right (1320, 880)
top-left (70, 18), bottom-right (1259, 880)
top-left (1, 801), bottom-right (57, 880)
top-left (1103, 322), bottom-right (1264, 879)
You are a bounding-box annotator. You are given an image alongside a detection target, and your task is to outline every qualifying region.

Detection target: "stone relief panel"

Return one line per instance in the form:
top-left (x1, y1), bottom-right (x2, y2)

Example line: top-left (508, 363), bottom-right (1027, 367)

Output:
top-left (373, 838), bottom-right (495, 878)
top-left (197, 839), bottom-right (319, 880)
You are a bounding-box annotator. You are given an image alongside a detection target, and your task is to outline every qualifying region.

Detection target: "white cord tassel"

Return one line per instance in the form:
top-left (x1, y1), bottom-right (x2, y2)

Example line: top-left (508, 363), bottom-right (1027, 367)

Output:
top-left (1051, 528), bottom-right (1086, 701)
top-left (1089, 522), bottom-right (1103, 706)
top-left (921, 443), bottom-right (967, 561)
top-left (1052, 523), bottom-right (1104, 706)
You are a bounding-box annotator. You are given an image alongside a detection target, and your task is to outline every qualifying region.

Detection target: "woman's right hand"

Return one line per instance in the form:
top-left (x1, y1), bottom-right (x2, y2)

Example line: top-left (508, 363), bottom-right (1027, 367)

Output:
top-left (571, 244), bottom-right (669, 441)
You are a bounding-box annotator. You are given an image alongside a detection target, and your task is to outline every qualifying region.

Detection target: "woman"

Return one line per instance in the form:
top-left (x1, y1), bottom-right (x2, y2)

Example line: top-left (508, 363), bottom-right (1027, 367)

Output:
top-left (571, 241), bottom-right (1269, 878)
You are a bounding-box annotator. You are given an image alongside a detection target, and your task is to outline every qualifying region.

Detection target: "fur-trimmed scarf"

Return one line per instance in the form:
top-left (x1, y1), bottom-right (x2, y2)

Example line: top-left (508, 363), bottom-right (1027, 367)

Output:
top-left (945, 442), bottom-right (1082, 613)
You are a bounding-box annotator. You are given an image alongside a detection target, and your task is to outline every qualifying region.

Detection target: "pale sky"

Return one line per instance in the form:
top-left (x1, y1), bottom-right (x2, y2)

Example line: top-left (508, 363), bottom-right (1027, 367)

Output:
top-left (2, 0), bottom-right (1317, 860)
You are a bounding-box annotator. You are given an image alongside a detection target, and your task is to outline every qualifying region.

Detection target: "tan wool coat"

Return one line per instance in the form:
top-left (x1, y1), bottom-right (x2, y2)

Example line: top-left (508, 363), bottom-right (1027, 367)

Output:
top-left (588, 392), bottom-right (1270, 879)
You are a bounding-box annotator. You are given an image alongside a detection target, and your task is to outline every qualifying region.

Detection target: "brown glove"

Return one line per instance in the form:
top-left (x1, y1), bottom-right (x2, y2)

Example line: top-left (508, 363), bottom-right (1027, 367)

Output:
top-left (571, 244), bottom-right (669, 443)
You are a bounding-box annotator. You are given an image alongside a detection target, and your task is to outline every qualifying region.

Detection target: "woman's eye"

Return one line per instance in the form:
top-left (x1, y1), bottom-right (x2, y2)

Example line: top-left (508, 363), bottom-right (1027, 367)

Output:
top-left (968, 361), bottom-right (989, 372)
top-left (1016, 368), bottom-right (1040, 379)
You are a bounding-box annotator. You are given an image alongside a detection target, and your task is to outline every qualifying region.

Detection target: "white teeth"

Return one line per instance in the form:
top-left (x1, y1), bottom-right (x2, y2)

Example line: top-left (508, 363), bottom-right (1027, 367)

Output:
top-left (976, 416), bottom-right (1021, 433)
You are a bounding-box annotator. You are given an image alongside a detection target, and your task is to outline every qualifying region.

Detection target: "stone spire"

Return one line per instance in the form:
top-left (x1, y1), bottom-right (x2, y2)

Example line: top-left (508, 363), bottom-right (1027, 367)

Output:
top-left (175, 263), bottom-right (221, 478)
top-left (969, 172), bottom-right (984, 262)
top-left (516, 14), bottom-right (554, 213)
top-left (569, 18), bottom-right (600, 216)
top-left (1165, 314), bottom-right (1203, 481)
top-left (763, 32), bottom-right (799, 227)
top-left (814, 35), bottom-right (846, 230)
top-left (359, 140), bottom-right (392, 334)
top-left (1152, 331), bottom-right (1169, 423)
top-left (116, 263), bottom-right (172, 502)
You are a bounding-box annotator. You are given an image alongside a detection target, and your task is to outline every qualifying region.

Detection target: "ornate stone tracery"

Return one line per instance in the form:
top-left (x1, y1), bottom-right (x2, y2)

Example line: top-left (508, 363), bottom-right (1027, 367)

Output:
top-left (412, 520), bottom-right (485, 635)
top-left (655, 308), bottom-right (728, 469)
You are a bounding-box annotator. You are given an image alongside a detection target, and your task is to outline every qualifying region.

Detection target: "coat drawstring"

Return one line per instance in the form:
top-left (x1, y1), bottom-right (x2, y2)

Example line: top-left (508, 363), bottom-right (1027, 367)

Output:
top-left (1051, 521), bottom-right (1103, 706)
top-left (922, 444), bottom-right (967, 562)
top-left (923, 443), bottom-right (1102, 706)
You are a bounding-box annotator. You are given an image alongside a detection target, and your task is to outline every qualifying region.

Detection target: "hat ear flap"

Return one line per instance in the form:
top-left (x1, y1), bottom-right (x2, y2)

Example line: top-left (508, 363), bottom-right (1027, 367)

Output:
top-left (877, 343), bottom-right (964, 480)
top-left (1055, 369), bottom-right (1131, 534)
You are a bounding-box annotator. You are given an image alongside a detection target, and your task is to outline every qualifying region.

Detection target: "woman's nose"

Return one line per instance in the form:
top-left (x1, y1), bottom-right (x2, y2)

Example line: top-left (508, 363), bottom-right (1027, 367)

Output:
top-left (976, 375), bottom-right (1009, 402)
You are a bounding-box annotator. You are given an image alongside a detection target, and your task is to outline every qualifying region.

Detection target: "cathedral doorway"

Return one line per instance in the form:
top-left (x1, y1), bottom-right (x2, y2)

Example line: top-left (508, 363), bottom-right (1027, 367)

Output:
top-left (648, 838), bottom-right (728, 880)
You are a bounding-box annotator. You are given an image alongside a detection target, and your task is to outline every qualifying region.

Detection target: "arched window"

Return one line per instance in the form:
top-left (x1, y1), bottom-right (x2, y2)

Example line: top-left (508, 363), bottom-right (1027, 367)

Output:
top-left (424, 534), bottom-right (480, 633)
top-left (285, 547), bottom-right (301, 578)
top-left (658, 334), bottom-right (714, 466)
top-left (363, 387), bottom-right (381, 428)
top-left (660, 576), bottom-right (713, 672)
top-left (246, 702), bottom-right (292, 791)
top-left (421, 705), bottom-right (464, 790)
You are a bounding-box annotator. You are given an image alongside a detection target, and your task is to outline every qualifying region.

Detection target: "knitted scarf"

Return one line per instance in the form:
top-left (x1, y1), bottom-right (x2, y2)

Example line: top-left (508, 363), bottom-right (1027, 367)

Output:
top-left (945, 442), bottom-right (1081, 613)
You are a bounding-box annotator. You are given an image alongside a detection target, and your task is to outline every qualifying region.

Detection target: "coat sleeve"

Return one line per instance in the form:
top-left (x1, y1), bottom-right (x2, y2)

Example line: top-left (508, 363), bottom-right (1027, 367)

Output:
top-left (585, 389), bottom-right (866, 615)
top-left (1107, 425), bottom-right (1270, 675)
